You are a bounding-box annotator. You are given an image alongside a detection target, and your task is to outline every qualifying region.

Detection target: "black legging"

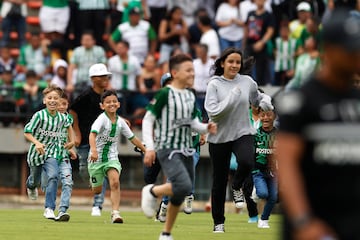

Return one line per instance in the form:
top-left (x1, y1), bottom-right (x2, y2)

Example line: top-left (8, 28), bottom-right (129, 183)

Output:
top-left (209, 135), bottom-right (255, 225)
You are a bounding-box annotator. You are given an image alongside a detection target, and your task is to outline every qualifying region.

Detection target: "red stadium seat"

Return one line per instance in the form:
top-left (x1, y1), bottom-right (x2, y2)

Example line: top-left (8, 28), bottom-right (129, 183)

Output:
top-left (26, 16), bottom-right (40, 26)
top-left (10, 48), bottom-right (20, 58)
top-left (27, 1), bottom-right (42, 9)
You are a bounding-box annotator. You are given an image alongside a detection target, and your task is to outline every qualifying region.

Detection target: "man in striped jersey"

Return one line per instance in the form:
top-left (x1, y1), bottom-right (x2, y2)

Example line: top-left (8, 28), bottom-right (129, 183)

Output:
top-left (24, 85), bottom-right (74, 219)
top-left (88, 90), bottom-right (146, 223)
top-left (141, 54), bottom-right (217, 240)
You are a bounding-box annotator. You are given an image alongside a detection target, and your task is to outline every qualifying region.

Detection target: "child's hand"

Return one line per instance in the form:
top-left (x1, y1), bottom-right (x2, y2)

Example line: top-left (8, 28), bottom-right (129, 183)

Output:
top-left (143, 150), bottom-right (156, 167)
top-left (64, 141), bottom-right (75, 150)
top-left (35, 142), bottom-right (45, 155)
top-left (89, 151), bottom-right (98, 162)
top-left (69, 149), bottom-right (77, 160)
top-left (207, 122), bottom-right (217, 134)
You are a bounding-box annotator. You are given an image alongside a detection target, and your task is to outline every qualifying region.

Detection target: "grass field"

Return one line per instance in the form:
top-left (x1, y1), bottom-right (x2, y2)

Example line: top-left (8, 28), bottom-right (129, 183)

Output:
top-left (0, 209), bottom-right (281, 240)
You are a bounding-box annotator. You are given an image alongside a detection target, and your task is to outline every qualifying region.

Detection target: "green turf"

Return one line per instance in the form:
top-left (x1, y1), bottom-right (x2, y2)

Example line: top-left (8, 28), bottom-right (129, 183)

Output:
top-left (0, 209), bottom-right (281, 240)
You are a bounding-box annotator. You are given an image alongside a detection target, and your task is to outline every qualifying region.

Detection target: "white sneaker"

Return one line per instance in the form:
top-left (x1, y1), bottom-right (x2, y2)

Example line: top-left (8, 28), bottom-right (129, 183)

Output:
top-left (43, 208), bottom-right (55, 220)
top-left (91, 206), bottom-right (101, 216)
top-left (111, 210), bottom-right (123, 223)
top-left (213, 223), bottom-right (225, 233)
top-left (258, 219), bottom-right (270, 228)
top-left (158, 233), bottom-right (174, 240)
top-left (141, 184), bottom-right (157, 218)
top-left (183, 194), bottom-right (194, 214)
top-left (232, 188), bottom-right (245, 208)
top-left (55, 212), bottom-right (70, 222)
top-left (251, 187), bottom-right (259, 203)
top-left (27, 188), bottom-right (38, 200)
top-left (156, 201), bottom-right (167, 223)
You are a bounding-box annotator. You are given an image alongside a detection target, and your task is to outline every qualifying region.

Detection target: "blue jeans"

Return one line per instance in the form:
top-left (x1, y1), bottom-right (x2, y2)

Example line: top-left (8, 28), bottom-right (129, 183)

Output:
top-left (252, 171), bottom-right (278, 220)
top-left (58, 159), bottom-right (73, 213)
top-left (1, 16), bottom-right (26, 47)
top-left (219, 37), bottom-right (242, 52)
top-left (77, 144), bottom-right (107, 208)
top-left (27, 158), bottom-right (59, 210)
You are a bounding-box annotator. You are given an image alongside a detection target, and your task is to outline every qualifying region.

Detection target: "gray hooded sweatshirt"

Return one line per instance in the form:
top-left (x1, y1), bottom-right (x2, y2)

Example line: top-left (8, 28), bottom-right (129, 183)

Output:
top-left (205, 74), bottom-right (263, 143)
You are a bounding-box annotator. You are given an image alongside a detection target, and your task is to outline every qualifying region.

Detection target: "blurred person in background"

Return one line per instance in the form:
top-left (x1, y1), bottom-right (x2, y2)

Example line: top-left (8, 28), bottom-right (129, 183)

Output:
top-left (277, 9), bottom-right (360, 240)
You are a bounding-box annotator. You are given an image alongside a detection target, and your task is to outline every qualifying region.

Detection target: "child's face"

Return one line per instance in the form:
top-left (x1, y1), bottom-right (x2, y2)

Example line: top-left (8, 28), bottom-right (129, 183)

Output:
top-left (280, 26), bottom-right (289, 39)
top-left (144, 55), bottom-right (156, 70)
top-left (43, 91), bottom-right (60, 112)
top-left (172, 61), bottom-right (194, 87)
top-left (221, 53), bottom-right (241, 80)
top-left (57, 98), bottom-right (69, 113)
top-left (57, 66), bottom-right (67, 79)
top-left (100, 95), bottom-right (120, 114)
top-left (259, 110), bottom-right (275, 128)
top-left (2, 72), bottom-right (13, 84)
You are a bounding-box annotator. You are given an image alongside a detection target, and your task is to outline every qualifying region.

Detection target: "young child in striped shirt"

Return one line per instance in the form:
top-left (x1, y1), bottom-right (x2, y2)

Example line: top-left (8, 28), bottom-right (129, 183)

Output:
top-left (141, 54), bottom-right (217, 240)
top-left (24, 85), bottom-right (74, 220)
top-left (88, 90), bottom-right (146, 224)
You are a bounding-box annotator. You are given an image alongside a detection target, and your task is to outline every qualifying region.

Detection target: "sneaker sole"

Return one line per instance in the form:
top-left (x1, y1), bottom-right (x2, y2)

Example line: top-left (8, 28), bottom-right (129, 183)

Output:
top-left (112, 218), bottom-right (123, 224)
top-left (55, 214), bottom-right (70, 222)
top-left (213, 231), bottom-right (225, 233)
top-left (183, 209), bottom-right (192, 214)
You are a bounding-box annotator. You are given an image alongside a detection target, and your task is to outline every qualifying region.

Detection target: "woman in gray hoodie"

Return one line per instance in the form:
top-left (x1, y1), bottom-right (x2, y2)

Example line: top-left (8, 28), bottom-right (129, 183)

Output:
top-left (205, 47), bottom-right (272, 233)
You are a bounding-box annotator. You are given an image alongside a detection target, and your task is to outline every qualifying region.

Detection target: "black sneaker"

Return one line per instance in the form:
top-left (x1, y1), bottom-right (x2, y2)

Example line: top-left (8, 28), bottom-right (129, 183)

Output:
top-left (213, 223), bottom-right (225, 233)
top-left (232, 188), bottom-right (245, 208)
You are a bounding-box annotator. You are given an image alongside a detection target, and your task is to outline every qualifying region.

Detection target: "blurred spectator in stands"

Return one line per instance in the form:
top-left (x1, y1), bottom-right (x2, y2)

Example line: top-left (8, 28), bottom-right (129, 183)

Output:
top-left (215, 0), bottom-right (245, 51)
top-left (138, 54), bottom-right (161, 100)
top-left (17, 33), bottom-right (51, 82)
top-left (193, 43), bottom-right (213, 121)
top-left (244, 0), bottom-right (275, 86)
top-left (289, 2), bottom-right (312, 40)
top-left (285, 36), bottom-right (320, 90)
top-left (168, 0), bottom-right (199, 26)
top-left (188, 8), bottom-right (217, 58)
top-left (107, 40), bottom-right (148, 122)
top-left (66, 31), bottom-right (107, 98)
top-left (109, 6), bottom-right (157, 64)
top-left (50, 59), bottom-right (68, 90)
top-left (75, 0), bottom-right (110, 47)
top-left (0, 68), bottom-right (17, 126)
top-left (119, 0), bottom-right (149, 24)
top-left (0, 0), bottom-right (27, 48)
top-left (14, 70), bottom-right (48, 113)
top-left (39, 0), bottom-right (70, 60)
top-left (0, 46), bottom-right (16, 76)
top-left (147, 0), bottom-right (168, 35)
top-left (198, 15), bottom-right (220, 60)
top-left (271, 21), bottom-right (296, 86)
top-left (240, 0), bottom-right (273, 24)
top-left (297, 16), bottom-right (322, 54)
top-left (158, 6), bottom-right (189, 66)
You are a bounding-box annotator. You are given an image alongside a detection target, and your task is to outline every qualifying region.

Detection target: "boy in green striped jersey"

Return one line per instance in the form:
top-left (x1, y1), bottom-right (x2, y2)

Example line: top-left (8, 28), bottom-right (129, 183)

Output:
top-left (24, 85), bottom-right (75, 220)
top-left (88, 90), bottom-right (146, 224)
top-left (141, 54), bottom-right (217, 240)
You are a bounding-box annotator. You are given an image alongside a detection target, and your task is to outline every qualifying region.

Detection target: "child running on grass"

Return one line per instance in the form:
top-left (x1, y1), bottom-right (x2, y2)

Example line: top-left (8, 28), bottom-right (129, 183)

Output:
top-left (141, 54), bottom-right (217, 240)
top-left (252, 107), bottom-right (277, 228)
top-left (88, 90), bottom-right (146, 223)
top-left (24, 85), bottom-right (74, 220)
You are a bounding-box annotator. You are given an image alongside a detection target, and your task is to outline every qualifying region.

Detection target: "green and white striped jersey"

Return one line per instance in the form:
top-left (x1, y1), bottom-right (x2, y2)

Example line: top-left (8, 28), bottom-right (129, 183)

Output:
top-left (24, 109), bottom-right (72, 166)
top-left (146, 86), bottom-right (197, 150)
top-left (90, 112), bottom-right (134, 163)
top-left (274, 37), bottom-right (297, 72)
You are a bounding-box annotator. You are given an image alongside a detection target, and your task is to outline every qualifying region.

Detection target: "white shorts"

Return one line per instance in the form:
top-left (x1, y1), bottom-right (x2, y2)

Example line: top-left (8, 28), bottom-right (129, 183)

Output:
top-left (39, 6), bottom-right (70, 34)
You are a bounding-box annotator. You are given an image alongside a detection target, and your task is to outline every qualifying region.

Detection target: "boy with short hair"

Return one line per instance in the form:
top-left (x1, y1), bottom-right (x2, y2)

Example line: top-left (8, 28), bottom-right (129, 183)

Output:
top-left (88, 90), bottom-right (146, 224)
top-left (141, 54), bottom-right (217, 240)
top-left (24, 85), bottom-right (74, 219)
top-left (252, 107), bottom-right (277, 229)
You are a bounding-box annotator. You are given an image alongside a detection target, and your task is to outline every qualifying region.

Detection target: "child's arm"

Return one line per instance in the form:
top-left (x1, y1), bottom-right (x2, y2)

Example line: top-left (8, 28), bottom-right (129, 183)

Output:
top-left (69, 110), bottom-right (81, 147)
top-left (24, 132), bottom-right (45, 155)
top-left (64, 125), bottom-right (75, 150)
top-left (88, 132), bottom-right (98, 162)
top-left (142, 111), bottom-right (156, 167)
top-left (130, 136), bottom-right (146, 153)
top-left (190, 117), bottom-right (217, 135)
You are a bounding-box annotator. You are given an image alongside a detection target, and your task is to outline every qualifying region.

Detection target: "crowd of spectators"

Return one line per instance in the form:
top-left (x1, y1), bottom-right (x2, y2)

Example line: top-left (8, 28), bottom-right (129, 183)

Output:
top-left (0, 0), bottom-right (359, 127)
